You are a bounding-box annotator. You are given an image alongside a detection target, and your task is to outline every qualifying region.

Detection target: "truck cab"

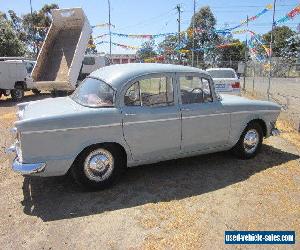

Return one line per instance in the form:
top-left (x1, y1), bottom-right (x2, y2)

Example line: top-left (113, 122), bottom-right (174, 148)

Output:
top-left (0, 58), bottom-right (38, 101)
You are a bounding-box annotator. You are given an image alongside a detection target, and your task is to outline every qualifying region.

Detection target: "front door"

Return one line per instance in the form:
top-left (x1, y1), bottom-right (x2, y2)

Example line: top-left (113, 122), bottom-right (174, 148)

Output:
top-left (122, 74), bottom-right (181, 162)
top-left (178, 73), bottom-right (230, 153)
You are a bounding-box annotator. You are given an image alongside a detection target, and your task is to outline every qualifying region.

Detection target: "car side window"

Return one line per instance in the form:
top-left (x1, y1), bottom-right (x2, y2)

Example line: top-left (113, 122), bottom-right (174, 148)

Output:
top-left (124, 82), bottom-right (141, 106)
top-left (179, 76), bottom-right (213, 104)
top-left (124, 76), bottom-right (174, 107)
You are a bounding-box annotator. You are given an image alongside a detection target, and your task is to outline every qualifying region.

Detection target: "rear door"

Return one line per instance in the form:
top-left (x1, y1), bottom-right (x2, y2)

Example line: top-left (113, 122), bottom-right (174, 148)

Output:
top-left (121, 73), bottom-right (181, 162)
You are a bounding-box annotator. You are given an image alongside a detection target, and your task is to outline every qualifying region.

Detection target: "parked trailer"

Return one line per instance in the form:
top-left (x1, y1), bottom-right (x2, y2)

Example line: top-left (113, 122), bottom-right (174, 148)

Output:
top-left (32, 8), bottom-right (92, 92)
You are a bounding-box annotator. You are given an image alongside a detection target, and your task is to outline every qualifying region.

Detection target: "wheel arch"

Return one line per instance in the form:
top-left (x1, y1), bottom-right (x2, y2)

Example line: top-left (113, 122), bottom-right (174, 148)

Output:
top-left (71, 142), bottom-right (128, 168)
top-left (14, 81), bottom-right (27, 90)
top-left (247, 118), bottom-right (267, 137)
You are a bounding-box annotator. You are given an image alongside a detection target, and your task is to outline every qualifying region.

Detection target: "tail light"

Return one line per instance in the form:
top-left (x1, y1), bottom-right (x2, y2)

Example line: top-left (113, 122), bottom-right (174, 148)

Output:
top-left (231, 82), bottom-right (240, 88)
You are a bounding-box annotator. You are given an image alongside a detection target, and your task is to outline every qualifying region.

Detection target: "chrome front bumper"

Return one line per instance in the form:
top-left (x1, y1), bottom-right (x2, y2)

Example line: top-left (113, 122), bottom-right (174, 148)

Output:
top-left (6, 145), bottom-right (46, 175)
top-left (12, 158), bottom-right (46, 175)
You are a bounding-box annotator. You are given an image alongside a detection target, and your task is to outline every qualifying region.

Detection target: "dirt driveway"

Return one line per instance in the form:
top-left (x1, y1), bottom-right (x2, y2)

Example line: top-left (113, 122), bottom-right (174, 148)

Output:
top-left (0, 94), bottom-right (299, 249)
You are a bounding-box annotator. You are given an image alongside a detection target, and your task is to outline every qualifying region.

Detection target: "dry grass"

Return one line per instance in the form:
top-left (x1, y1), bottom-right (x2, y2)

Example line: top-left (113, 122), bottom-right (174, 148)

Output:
top-left (277, 119), bottom-right (300, 149)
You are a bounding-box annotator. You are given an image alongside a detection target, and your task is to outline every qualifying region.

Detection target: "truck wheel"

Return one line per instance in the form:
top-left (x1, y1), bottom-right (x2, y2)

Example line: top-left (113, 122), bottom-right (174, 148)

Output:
top-left (71, 144), bottom-right (125, 190)
top-left (32, 89), bottom-right (41, 95)
top-left (233, 122), bottom-right (263, 159)
top-left (11, 89), bottom-right (24, 102)
top-left (51, 90), bottom-right (69, 97)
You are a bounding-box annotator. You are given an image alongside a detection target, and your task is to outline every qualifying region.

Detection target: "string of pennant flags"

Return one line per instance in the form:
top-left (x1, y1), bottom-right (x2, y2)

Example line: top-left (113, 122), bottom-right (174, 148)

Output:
top-left (274, 4), bottom-right (300, 25)
top-left (90, 3), bottom-right (300, 47)
top-left (33, 3), bottom-right (299, 64)
top-left (217, 4), bottom-right (273, 33)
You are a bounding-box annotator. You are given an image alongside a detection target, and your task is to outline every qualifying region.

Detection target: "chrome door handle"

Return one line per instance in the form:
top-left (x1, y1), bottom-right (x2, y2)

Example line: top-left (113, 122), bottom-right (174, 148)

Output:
top-left (125, 113), bottom-right (136, 116)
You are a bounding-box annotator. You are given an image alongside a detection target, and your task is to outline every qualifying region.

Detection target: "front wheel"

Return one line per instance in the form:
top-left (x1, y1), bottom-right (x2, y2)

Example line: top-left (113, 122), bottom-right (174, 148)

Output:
top-left (71, 144), bottom-right (125, 190)
top-left (233, 122), bottom-right (263, 159)
top-left (11, 88), bottom-right (24, 102)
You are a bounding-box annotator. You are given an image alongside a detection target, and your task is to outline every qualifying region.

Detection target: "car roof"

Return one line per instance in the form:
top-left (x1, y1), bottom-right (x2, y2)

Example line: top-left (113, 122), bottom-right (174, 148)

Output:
top-left (206, 68), bottom-right (236, 72)
top-left (89, 63), bottom-right (207, 90)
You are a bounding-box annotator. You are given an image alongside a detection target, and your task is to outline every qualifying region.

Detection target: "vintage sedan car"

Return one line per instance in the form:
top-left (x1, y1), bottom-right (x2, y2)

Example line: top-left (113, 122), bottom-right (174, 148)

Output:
top-left (7, 63), bottom-right (281, 189)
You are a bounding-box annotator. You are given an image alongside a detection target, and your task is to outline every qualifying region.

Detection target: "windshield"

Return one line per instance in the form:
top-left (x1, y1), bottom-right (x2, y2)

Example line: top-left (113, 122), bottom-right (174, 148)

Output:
top-left (71, 77), bottom-right (115, 107)
top-left (207, 69), bottom-right (236, 79)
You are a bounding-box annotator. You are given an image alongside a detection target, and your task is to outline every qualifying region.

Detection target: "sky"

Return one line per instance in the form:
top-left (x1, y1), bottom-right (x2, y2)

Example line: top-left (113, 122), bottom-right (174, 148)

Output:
top-left (1, 0), bottom-right (299, 54)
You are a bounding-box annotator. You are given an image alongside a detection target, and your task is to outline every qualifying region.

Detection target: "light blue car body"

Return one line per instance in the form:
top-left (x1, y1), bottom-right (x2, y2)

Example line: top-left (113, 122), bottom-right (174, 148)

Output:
top-left (10, 63), bottom-right (281, 176)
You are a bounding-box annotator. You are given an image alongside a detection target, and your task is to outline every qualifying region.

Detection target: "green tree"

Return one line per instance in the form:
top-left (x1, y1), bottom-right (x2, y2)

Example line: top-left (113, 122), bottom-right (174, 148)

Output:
top-left (216, 38), bottom-right (246, 69)
top-left (187, 6), bottom-right (219, 66)
top-left (263, 26), bottom-right (295, 57)
top-left (0, 12), bottom-right (25, 57)
top-left (158, 34), bottom-right (179, 63)
top-left (22, 3), bottom-right (59, 57)
top-left (136, 40), bottom-right (157, 61)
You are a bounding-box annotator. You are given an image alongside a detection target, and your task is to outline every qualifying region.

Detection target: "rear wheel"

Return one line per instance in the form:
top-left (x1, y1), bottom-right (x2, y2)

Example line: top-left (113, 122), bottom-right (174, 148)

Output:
top-left (71, 144), bottom-right (125, 190)
top-left (233, 122), bottom-right (263, 159)
top-left (11, 88), bottom-right (24, 101)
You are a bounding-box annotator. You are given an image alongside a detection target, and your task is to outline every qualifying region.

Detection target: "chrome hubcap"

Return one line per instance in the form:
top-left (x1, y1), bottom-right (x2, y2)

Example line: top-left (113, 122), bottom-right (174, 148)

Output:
top-left (243, 129), bottom-right (259, 154)
top-left (84, 149), bottom-right (114, 182)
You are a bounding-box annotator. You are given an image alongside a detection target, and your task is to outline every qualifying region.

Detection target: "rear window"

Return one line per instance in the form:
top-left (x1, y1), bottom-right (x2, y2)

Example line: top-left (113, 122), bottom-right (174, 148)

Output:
top-left (207, 69), bottom-right (236, 79)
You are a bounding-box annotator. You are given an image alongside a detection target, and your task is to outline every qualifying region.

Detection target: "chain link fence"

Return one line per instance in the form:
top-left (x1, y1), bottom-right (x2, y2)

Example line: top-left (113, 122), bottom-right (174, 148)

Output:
top-left (243, 60), bottom-right (300, 131)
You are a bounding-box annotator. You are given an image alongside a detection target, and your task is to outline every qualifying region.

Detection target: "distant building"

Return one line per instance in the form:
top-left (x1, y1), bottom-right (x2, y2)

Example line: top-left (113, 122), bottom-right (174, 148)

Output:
top-left (109, 54), bottom-right (136, 64)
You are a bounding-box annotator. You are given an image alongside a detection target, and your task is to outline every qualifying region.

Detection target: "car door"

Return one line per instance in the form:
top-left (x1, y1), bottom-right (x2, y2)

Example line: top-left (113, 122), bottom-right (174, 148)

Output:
top-left (121, 73), bottom-right (181, 162)
top-left (178, 73), bottom-right (230, 153)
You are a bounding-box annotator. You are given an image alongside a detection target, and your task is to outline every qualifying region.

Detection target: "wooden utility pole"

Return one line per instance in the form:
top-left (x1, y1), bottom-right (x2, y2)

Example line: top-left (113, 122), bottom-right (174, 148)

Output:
top-left (192, 0), bottom-right (196, 67)
top-left (108, 0), bottom-right (112, 59)
top-left (243, 15), bottom-right (249, 91)
top-left (176, 4), bottom-right (182, 64)
top-left (267, 0), bottom-right (277, 100)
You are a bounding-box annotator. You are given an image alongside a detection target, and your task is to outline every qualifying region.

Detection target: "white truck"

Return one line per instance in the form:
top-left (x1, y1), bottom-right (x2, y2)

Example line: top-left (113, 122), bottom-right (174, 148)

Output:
top-left (78, 54), bottom-right (110, 81)
top-left (0, 58), bottom-right (40, 101)
top-left (31, 8), bottom-right (92, 94)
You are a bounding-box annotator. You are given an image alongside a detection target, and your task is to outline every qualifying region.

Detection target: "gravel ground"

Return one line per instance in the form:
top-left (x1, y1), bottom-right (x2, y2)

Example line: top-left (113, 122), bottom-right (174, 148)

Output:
top-left (0, 94), bottom-right (299, 250)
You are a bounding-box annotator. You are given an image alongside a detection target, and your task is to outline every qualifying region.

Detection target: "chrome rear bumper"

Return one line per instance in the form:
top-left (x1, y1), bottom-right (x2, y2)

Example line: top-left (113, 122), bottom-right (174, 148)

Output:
top-left (12, 158), bottom-right (46, 175)
top-left (271, 128), bottom-right (280, 136)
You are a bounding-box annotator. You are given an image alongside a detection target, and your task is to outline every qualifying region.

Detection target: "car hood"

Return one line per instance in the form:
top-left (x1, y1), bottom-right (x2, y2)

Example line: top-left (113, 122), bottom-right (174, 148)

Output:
top-left (22, 97), bottom-right (86, 120)
top-left (220, 94), bottom-right (281, 111)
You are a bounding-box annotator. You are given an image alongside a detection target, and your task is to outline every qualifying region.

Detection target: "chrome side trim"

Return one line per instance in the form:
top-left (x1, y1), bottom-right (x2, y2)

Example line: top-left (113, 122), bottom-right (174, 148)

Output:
top-left (125, 117), bottom-right (180, 125)
top-left (20, 110), bottom-right (278, 134)
top-left (22, 123), bottom-right (121, 135)
top-left (182, 110), bottom-right (278, 120)
top-left (12, 158), bottom-right (46, 174)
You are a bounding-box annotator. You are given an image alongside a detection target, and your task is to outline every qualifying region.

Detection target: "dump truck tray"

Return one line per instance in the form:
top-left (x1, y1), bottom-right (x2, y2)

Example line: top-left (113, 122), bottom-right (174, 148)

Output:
top-left (32, 8), bottom-right (92, 91)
